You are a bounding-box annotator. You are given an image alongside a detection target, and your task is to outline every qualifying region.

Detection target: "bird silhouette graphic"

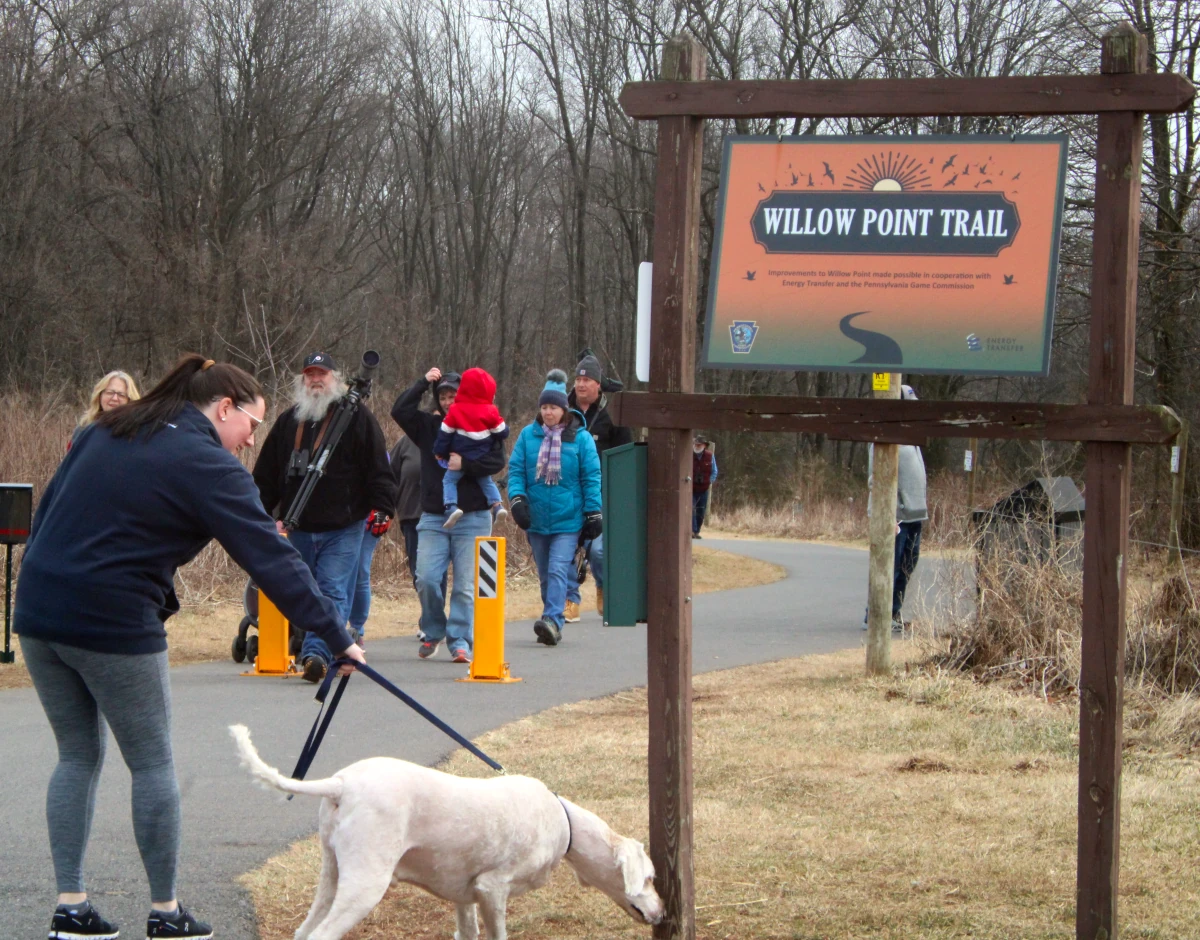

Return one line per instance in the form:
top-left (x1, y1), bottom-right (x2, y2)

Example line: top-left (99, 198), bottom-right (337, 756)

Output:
top-left (791, 172), bottom-right (799, 185)
top-left (945, 173), bottom-right (959, 186)
top-left (757, 182), bottom-right (766, 192)
top-left (979, 163), bottom-right (989, 174)
top-left (823, 162), bottom-right (835, 183)
top-left (1003, 274), bottom-right (1015, 285)
top-left (941, 154), bottom-right (957, 171)
top-left (1011, 171), bottom-right (1021, 181)
top-left (962, 165), bottom-right (970, 176)
top-left (744, 270), bottom-right (757, 281)
top-left (980, 178), bottom-right (992, 186)
top-left (807, 173), bottom-right (814, 187)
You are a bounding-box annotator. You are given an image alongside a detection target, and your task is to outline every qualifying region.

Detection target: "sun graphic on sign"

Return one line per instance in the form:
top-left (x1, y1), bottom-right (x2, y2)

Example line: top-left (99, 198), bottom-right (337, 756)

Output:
top-left (843, 152), bottom-right (933, 191)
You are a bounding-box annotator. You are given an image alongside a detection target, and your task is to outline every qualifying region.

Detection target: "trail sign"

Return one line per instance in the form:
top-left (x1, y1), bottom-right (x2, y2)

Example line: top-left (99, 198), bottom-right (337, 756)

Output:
top-left (702, 135), bottom-right (1068, 376)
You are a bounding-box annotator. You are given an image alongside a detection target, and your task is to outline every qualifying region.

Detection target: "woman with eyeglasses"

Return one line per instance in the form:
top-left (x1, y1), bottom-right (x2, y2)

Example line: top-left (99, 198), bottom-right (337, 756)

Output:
top-left (69, 370), bottom-right (142, 450)
top-left (16, 353), bottom-right (365, 940)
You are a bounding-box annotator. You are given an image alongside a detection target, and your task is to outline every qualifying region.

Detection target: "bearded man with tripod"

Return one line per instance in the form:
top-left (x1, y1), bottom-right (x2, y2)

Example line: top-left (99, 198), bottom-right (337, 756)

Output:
top-left (253, 352), bottom-right (395, 682)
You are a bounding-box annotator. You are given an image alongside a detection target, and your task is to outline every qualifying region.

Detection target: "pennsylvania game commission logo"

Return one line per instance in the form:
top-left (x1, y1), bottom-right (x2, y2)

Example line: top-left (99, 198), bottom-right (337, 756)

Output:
top-left (730, 321), bottom-right (759, 353)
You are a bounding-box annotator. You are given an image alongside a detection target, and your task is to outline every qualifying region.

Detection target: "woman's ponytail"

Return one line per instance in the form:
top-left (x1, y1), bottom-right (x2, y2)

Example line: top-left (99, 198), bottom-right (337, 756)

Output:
top-left (98, 353), bottom-right (263, 440)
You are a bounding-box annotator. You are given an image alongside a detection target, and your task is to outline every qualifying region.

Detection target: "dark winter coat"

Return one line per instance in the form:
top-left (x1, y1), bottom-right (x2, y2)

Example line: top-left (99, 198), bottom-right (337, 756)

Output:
top-left (15, 404), bottom-right (353, 656)
top-left (567, 390), bottom-right (632, 465)
top-left (253, 400), bottom-right (395, 532)
top-left (391, 377), bottom-right (508, 515)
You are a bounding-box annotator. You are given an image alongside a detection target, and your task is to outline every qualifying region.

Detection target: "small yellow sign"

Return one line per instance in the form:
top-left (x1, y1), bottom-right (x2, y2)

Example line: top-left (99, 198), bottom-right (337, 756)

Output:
top-left (872, 372), bottom-right (891, 391)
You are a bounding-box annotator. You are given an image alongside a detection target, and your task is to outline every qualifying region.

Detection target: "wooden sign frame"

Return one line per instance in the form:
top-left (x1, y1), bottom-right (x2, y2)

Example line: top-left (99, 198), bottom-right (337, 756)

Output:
top-left (612, 27), bottom-right (1193, 940)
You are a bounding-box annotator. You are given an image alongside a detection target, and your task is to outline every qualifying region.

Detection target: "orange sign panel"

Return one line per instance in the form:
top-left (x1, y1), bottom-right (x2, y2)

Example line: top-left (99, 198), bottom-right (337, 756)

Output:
top-left (702, 135), bottom-right (1068, 375)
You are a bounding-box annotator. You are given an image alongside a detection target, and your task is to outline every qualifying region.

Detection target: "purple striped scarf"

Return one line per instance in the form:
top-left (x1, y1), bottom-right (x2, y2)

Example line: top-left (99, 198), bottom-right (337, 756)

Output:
top-left (536, 423), bottom-right (565, 485)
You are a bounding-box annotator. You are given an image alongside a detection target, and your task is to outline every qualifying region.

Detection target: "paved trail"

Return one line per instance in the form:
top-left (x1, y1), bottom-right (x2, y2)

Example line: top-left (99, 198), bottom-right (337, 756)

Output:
top-left (0, 538), bottom-right (941, 939)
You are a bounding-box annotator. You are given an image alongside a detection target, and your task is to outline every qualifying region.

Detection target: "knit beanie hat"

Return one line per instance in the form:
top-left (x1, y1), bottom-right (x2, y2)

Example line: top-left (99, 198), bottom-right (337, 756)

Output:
top-left (538, 369), bottom-right (570, 410)
top-left (575, 352), bottom-right (603, 384)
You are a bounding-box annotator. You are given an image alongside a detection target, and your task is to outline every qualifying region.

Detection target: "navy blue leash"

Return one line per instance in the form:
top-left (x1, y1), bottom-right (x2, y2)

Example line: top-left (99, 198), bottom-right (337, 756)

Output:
top-left (288, 659), bottom-right (504, 792)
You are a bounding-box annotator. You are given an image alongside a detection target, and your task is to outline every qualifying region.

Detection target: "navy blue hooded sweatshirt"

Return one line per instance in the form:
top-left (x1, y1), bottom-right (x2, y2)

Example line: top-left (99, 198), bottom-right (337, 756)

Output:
top-left (15, 402), bottom-right (353, 656)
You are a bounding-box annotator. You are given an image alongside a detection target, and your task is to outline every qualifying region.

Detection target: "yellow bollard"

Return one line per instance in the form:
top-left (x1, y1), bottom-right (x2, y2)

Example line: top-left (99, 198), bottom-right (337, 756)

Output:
top-left (458, 536), bottom-right (521, 684)
top-left (241, 590), bottom-right (298, 677)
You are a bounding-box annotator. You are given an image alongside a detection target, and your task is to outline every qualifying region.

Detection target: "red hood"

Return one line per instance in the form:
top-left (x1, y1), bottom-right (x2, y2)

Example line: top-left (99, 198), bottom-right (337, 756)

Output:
top-left (456, 367), bottom-right (497, 406)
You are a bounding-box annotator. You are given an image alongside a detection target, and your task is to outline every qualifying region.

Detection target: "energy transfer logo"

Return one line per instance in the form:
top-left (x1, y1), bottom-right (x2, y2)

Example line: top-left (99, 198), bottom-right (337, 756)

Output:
top-left (966, 333), bottom-right (982, 351)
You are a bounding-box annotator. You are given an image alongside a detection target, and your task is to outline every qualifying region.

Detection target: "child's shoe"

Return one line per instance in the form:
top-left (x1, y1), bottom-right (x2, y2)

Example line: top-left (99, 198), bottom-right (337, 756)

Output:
top-left (443, 505), bottom-right (464, 529)
top-left (491, 502), bottom-right (508, 523)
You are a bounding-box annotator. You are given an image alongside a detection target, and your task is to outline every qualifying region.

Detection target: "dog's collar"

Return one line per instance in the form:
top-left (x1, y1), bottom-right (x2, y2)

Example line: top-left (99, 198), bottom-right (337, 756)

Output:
top-left (556, 795), bottom-right (573, 858)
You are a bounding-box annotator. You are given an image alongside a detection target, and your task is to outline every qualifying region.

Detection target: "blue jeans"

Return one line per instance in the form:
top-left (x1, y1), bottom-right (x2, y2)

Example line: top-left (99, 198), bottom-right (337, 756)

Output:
top-left (442, 468), bottom-right (502, 508)
top-left (290, 522), bottom-right (364, 664)
top-left (349, 528), bottom-right (380, 633)
top-left (415, 509), bottom-right (492, 652)
top-left (693, 489), bottom-right (710, 535)
top-left (528, 531), bottom-right (580, 628)
top-left (893, 521), bottom-right (923, 618)
top-left (566, 534), bottom-right (604, 604)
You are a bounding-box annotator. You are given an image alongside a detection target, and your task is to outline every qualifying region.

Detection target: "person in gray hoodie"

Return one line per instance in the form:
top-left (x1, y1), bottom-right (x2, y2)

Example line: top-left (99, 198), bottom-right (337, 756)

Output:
top-left (866, 384), bottom-right (928, 630)
top-left (892, 385), bottom-right (928, 624)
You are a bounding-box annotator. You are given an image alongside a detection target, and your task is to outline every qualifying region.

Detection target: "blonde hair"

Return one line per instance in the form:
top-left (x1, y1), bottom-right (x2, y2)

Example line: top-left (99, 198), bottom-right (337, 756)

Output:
top-left (79, 370), bottom-right (142, 427)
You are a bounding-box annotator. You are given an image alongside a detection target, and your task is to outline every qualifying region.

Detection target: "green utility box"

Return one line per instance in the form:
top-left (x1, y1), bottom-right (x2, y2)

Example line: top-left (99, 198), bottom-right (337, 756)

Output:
top-left (601, 442), bottom-right (647, 626)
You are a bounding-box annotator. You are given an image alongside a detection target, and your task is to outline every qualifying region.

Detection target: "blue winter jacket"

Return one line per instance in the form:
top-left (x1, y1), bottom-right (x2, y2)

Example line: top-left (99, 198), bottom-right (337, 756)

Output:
top-left (15, 403), bottom-right (353, 656)
top-left (507, 412), bottom-right (601, 535)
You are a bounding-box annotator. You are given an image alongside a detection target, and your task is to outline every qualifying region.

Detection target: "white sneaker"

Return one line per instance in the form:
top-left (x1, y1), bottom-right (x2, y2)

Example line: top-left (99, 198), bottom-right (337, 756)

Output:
top-left (443, 507), bottom-right (464, 529)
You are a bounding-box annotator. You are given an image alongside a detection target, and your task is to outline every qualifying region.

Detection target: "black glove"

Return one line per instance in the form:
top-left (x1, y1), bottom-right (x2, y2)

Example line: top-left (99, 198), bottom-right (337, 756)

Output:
top-left (582, 511), bottom-right (603, 540)
top-left (510, 496), bottom-right (531, 530)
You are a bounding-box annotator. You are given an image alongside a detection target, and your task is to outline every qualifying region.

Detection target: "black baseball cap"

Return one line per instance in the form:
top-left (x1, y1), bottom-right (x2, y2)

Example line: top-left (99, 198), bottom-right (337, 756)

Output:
top-left (302, 351), bottom-right (337, 372)
top-left (435, 371), bottom-right (462, 393)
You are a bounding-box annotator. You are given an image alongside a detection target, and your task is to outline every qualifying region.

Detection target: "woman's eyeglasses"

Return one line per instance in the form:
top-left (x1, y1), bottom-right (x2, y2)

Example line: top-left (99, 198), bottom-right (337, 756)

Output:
top-left (236, 405), bottom-right (263, 427)
top-left (101, 390), bottom-right (129, 401)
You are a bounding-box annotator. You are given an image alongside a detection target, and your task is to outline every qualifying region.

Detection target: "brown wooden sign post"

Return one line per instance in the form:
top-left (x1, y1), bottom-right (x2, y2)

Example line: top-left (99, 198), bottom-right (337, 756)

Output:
top-left (614, 26), bottom-right (1192, 940)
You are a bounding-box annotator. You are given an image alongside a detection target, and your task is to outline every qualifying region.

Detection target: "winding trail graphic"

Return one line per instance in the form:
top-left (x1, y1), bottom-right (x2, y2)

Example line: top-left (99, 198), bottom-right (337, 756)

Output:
top-left (839, 311), bottom-right (904, 364)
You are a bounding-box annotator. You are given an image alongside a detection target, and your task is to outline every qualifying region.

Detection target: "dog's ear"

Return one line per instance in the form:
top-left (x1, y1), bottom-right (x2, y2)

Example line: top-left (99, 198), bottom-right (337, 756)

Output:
top-left (617, 838), bottom-right (649, 898)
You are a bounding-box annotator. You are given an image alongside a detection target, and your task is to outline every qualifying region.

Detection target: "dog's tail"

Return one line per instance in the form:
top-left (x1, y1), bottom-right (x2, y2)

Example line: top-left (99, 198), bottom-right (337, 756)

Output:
top-left (229, 724), bottom-right (344, 800)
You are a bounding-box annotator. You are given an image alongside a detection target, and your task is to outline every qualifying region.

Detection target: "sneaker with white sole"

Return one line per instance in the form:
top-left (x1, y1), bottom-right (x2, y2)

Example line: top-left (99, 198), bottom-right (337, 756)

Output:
top-left (563, 601), bottom-right (581, 623)
top-left (418, 640), bottom-right (441, 659)
top-left (48, 902), bottom-right (119, 940)
top-left (451, 647), bottom-right (471, 664)
top-left (145, 905), bottom-right (212, 939)
top-left (442, 506), bottom-right (464, 529)
top-left (492, 503), bottom-right (508, 523)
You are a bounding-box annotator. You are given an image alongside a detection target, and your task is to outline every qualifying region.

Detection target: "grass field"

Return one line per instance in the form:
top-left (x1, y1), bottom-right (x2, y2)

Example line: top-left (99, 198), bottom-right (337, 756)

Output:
top-left (244, 646), bottom-right (1200, 940)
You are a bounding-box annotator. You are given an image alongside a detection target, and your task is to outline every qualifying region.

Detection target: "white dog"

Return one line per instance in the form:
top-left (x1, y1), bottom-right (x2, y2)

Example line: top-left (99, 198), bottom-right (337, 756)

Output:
top-left (230, 724), bottom-right (664, 940)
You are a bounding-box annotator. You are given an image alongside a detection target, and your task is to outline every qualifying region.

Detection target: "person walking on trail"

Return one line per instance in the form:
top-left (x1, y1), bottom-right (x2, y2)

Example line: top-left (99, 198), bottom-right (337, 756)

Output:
top-left (391, 367), bottom-right (507, 663)
top-left (69, 370), bottom-right (141, 449)
top-left (390, 430), bottom-right (436, 640)
top-left (434, 366), bottom-right (509, 528)
top-left (564, 349), bottom-right (631, 621)
top-left (508, 369), bottom-right (603, 647)
top-left (348, 444), bottom-right (403, 648)
top-left (692, 435), bottom-right (718, 538)
top-left (252, 351), bottom-right (394, 682)
top-left (865, 384), bottom-right (928, 632)
top-left (14, 354), bottom-right (364, 940)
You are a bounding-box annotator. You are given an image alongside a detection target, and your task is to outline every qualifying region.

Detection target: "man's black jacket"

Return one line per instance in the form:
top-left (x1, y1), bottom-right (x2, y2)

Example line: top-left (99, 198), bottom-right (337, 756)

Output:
top-left (253, 401), bottom-right (395, 532)
top-left (568, 390), bottom-right (633, 462)
top-left (392, 377), bottom-right (506, 515)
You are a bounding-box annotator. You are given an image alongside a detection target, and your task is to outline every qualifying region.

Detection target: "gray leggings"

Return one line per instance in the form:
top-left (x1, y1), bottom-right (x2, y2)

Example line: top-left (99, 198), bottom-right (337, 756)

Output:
top-left (21, 636), bottom-right (180, 901)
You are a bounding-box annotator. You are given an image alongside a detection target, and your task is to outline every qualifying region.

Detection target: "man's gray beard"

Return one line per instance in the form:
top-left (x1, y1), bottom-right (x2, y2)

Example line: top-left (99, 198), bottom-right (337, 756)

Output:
top-left (292, 374), bottom-right (348, 423)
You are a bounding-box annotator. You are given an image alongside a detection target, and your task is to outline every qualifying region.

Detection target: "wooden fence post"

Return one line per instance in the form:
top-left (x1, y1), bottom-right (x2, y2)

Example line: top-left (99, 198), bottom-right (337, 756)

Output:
top-left (1077, 24), bottom-right (1145, 940)
top-left (646, 35), bottom-right (705, 940)
top-left (866, 373), bottom-right (901, 674)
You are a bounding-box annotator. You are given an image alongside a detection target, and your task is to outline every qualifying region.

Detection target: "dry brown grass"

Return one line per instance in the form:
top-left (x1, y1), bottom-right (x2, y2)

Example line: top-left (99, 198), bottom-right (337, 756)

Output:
top-left (0, 545), bottom-right (781, 690)
top-left (243, 646), bottom-right (1200, 940)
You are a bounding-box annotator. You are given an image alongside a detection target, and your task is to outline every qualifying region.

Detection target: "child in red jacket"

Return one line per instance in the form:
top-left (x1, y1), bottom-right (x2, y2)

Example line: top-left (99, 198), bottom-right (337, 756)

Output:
top-left (434, 367), bottom-right (509, 528)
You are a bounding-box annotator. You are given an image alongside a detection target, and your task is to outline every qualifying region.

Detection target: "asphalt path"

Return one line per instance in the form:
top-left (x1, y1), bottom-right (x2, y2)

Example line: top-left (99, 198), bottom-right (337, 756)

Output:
top-left (0, 537), bottom-right (942, 939)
